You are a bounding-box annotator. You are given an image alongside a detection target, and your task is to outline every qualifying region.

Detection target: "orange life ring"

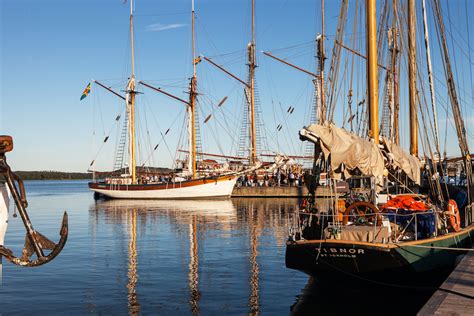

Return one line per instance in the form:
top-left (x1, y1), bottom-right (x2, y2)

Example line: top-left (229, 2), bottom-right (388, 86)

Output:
top-left (447, 199), bottom-right (461, 232)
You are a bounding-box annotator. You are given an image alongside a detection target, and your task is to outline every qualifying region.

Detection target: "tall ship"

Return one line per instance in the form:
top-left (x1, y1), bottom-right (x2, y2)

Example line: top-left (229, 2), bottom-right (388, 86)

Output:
top-left (285, 0), bottom-right (473, 285)
top-left (87, 0), bottom-right (238, 199)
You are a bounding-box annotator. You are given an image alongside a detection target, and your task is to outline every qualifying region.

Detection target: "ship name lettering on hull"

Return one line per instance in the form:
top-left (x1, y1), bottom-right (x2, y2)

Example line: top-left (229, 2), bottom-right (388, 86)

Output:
top-left (315, 247), bottom-right (365, 258)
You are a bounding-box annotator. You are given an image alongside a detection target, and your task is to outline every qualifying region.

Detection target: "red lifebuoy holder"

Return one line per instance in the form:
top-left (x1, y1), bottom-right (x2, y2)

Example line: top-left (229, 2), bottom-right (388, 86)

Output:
top-left (447, 199), bottom-right (461, 232)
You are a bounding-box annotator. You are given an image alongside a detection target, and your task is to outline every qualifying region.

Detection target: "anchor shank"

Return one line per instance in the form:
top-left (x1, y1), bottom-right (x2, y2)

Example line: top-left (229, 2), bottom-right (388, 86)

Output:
top-left (3, 168), bottom-right (45, 259)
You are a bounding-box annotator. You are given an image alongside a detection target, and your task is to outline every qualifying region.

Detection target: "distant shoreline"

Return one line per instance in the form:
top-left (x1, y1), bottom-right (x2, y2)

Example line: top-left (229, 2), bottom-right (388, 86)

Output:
top-left (13, 171), bottom-right (92, 181)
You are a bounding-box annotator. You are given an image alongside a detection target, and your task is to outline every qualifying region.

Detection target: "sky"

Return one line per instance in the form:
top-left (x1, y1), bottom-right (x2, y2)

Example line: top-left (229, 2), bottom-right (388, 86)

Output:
top-left (1, 0), bottom-right (473, 172)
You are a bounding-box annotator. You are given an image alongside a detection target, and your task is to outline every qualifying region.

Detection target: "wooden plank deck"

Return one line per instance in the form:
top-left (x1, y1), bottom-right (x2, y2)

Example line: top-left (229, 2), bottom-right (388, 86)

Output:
top-left (232, 185), bottom-right (348, 197)
top-left (418, 250), bottom-right (474, 315)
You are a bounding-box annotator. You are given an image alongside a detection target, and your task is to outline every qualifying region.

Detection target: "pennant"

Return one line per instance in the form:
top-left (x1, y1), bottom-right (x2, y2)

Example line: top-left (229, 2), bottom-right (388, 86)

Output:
top-left (80, 83), bottom-right (91, 101)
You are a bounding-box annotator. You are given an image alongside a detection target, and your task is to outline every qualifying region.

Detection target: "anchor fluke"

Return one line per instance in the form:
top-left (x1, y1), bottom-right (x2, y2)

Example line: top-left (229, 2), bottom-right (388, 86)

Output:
top-left (1, 212), bottom-right (68, 267)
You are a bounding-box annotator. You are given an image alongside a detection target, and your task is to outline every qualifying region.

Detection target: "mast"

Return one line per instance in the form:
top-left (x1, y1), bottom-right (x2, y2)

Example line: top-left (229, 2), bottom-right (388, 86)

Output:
top-left (366, 0), bottom-right (379, 144)
top-left (127, 0), bottom-right (137, 183)
top-left (318, 0), bottom-right (326, 124)
top-left (408, 0), bottom-right (418, 156)
top-left (188, 0), bottom-right (197, 178)
top-left (391, 0), bottom-right (400, 145)
top-left (247, 0), bottom-right (258, 166)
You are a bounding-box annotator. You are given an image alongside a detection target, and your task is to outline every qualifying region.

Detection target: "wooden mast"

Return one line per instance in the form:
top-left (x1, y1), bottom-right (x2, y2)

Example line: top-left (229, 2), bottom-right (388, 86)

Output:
top-left (247, 0), bottom-right (258, 166)
top-left (366, 0), bottom-right (379, 144)
top-left (128, 0), bottom-right (137, 183)
top-left (318, 0), bottom-right (326, 124)
top-left (408, 0), bottom-right (418, 156)
top-left (391, 0), bottom-right (400, 145)
top-left (188, 0), bottom-right (197, 179)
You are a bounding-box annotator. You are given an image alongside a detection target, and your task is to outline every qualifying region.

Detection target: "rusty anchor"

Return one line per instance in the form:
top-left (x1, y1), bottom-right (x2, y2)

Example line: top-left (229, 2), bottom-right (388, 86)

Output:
top-left (0, 135), bottom-right (68, 267)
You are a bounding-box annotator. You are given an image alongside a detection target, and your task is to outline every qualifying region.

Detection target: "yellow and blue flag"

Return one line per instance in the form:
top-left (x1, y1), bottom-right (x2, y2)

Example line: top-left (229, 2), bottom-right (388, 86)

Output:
top-left (80, 83), bottom-right (91, 101)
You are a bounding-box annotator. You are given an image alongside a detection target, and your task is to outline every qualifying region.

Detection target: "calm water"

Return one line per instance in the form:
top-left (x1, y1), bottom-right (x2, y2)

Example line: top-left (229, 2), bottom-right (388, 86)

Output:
top-left (0, 181), bottom-right (435, 315)
top-left (0, 181), bottom-right (307, 315)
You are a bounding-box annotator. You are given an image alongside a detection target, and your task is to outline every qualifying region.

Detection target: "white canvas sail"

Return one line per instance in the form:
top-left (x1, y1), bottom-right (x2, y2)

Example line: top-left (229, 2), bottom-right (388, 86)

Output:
top-left (300, 123), bottom-right (385, 185)
top-left (382, 137), bottom-right (421, 184)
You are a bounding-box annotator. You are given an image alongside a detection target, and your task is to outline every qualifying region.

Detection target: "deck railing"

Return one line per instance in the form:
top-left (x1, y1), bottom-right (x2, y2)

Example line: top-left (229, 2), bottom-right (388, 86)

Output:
top-left (288, 209), bottom-right (439, 244)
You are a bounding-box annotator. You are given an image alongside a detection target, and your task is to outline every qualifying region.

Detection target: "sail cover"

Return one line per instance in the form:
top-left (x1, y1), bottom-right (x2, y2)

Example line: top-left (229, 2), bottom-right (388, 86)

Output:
top-left (382, 137), bottom-right (421, 184)
top-left (300, 123), bottom-right (385, 184)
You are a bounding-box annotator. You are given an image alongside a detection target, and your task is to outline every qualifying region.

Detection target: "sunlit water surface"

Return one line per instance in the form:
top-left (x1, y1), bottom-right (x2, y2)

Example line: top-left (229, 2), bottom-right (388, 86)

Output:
top-left (0, 180), bottom-right (309, 315)
top-left (0, 181), bottom-right (435, 315)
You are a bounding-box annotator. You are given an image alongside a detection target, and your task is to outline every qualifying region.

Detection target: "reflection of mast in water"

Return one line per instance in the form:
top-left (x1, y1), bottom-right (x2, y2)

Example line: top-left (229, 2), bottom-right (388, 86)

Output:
top-left (188, 215), bottom-right (200, 315)
top-left (127, 209), bottom-right (140, 315)
top-left (248, 203), bottom-right (260, 315)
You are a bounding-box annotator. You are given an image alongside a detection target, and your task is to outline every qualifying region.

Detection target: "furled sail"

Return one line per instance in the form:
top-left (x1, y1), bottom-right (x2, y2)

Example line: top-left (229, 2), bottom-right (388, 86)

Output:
top-left (299, 123), bottom-right (385, 185)
top-left (382, 137), bottom-right (421, 185)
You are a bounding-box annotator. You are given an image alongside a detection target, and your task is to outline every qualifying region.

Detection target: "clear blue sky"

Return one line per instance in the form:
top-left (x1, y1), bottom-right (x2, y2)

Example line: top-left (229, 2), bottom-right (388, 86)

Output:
top-left (1, 0), bottom-right (473, 172)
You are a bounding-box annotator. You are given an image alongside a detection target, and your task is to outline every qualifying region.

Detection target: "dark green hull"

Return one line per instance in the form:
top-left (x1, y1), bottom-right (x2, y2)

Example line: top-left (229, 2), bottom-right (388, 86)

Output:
top-left (286, 226), bottom-right (473, 285)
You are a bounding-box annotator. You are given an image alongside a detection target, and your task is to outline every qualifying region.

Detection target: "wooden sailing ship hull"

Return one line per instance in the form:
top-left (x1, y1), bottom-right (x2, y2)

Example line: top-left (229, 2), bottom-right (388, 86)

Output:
top-left (285, 225), bottom-right (473, 285)
top-left (89, 174), bottom-right (237, 199)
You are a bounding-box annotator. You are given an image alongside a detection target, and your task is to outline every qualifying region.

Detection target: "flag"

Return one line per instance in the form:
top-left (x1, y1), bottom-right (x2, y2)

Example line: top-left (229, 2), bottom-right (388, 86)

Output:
top-left (80, 83), bottom-right (91, 101)
top-left (193, 56), bottom-right (202, 65)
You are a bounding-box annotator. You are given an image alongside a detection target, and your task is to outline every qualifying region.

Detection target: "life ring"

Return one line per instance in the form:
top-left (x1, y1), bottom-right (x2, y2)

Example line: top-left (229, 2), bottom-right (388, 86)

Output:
top-left (343, 201), bottom-right (382, 226)
top-left (447, 199), bottom-right (461, 232)
top-left (300, 199), bottom-right (308, 209)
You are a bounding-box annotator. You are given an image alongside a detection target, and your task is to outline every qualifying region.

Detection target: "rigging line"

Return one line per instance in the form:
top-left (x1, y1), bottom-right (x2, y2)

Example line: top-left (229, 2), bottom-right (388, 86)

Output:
top-left (95, 86), bottom-right (107, 137)
top-left (267, 40), bottom-right (315, 53)
top-left (277, 101), bottom-right (298, 157)
top-left (327, 0), bottom-right (349, 121)
top-left (330, 51), bottom-right (350, 122)
top-left (197, 100), bottom-right (225, 156)
top-left (134, 12), bottom-right (187, 17)
top-left (418, 91), bottom-right (446, 200)
top-left (271, 100), bottom-right (280, 153)
top-left (206, 49), bottom-right (247, 59)
top-left (416, 60), bottom-right (440, 153)
top-left (173, 115), bottom-right (188, 170)
top-left (90, 109), bottom-right (125, 169)
top-left (196, 17), bottom-right (240, 70)
top-left (464, 0), bottom-right (474, 122)
top-left (446, 3), bottom-right (465, 119)
top-left (345, 0), bottom-right (359, 132)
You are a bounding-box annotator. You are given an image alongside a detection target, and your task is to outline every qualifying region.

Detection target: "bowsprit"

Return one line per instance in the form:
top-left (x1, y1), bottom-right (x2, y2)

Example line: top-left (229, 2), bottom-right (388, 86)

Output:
top-left (0, 135), bottom-right (68, 267)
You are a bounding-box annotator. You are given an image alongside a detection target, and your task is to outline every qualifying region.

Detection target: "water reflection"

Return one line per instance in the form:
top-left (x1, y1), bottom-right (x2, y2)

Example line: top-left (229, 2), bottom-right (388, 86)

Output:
top-left (248, 205), bottom-right (260, 315)
top-left (127, 210), bottom-right (140, 315)
top-left (290, 277), bottom-right (435, 315)
top-left (89, 199), bottom-right (238, 315)
top-left (188, 216), bottom-right (200, 315)
top-left (88, 198), bottom-right (299, 315)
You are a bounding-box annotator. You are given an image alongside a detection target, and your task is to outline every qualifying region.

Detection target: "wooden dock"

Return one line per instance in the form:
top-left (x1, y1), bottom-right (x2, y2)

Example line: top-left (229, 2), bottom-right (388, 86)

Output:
top-left (418, 250), bottom-right (474, 315)
top-left (231, 185), bottom-right (343, 197)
